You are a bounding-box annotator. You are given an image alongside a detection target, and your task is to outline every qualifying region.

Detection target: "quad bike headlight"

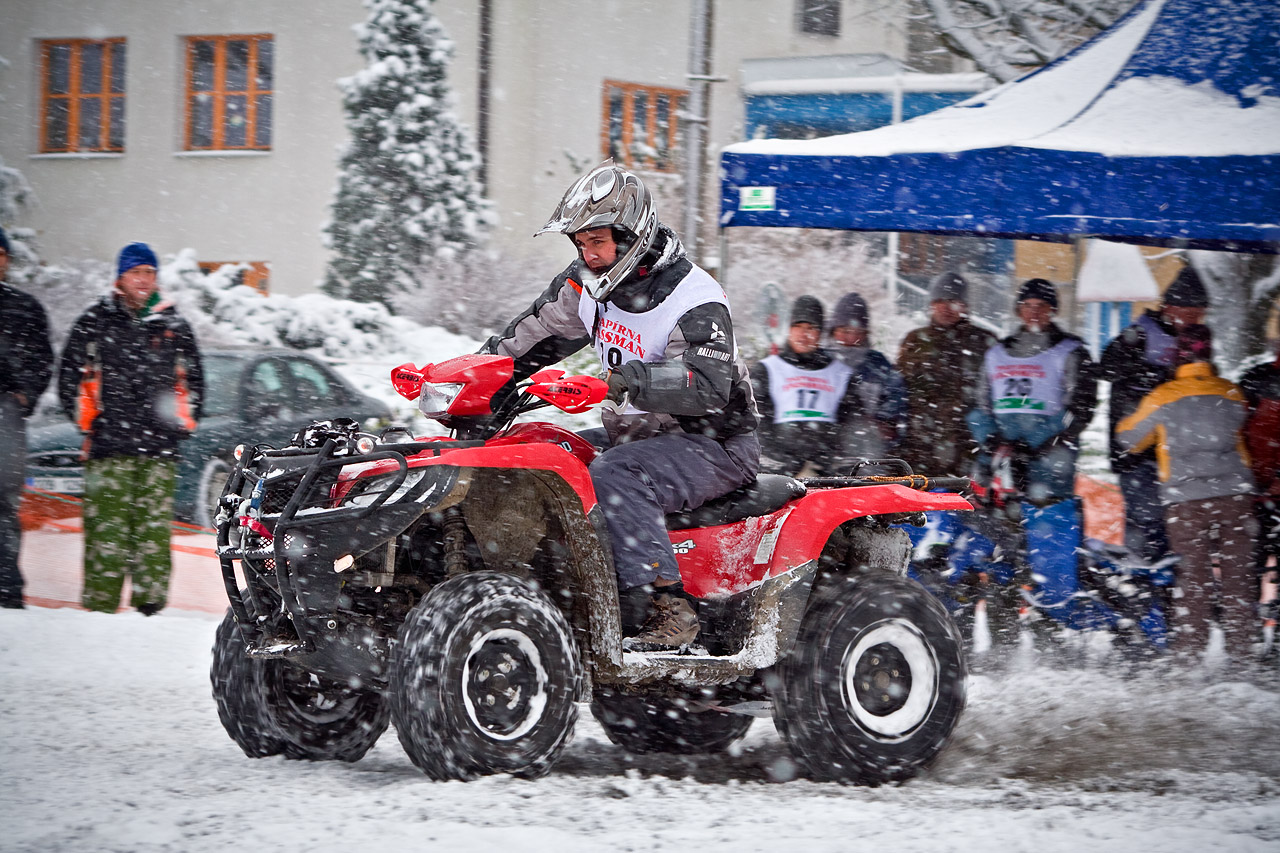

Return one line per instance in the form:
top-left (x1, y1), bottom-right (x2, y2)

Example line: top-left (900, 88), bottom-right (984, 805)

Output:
top-left (418, 382), bottom-right (464, 417)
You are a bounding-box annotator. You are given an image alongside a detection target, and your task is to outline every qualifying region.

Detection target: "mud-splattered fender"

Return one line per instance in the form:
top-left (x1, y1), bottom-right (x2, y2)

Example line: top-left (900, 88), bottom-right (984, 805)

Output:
top-left (763, 484), bottom-right (971, 577)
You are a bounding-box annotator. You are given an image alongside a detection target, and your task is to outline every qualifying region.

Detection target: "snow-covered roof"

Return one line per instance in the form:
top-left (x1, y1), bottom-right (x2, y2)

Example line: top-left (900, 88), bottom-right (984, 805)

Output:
top-left (1076, 240), bottom-right (1162, 302)
top-left (743, 72), bottom-right (990, 97)
top-left (720, 0), bottom-right (1280, 250)
top-left (726, 0), bottom-right (1280, 159)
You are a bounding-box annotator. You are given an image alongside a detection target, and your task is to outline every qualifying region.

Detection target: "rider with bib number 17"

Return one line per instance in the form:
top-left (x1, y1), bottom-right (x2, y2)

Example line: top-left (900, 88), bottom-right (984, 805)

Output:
top-left (480, 162), bottom-right (761, 650)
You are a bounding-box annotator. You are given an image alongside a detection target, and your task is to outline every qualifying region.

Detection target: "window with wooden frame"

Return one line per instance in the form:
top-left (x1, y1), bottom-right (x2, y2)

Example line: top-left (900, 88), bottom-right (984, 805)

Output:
top-left (198, 261), bottom-right (270, 294)
top-left (39, 38), bottom-right (127, 153)
top-left (602, 81), bottom-right (687, 173)
top-left (184, 35), bottom-right (274, 151)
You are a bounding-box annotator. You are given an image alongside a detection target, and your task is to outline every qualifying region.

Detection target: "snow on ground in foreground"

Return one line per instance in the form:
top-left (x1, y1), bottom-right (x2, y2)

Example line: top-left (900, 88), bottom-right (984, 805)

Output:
top-left (1, 607), bottom-right (1277, 853)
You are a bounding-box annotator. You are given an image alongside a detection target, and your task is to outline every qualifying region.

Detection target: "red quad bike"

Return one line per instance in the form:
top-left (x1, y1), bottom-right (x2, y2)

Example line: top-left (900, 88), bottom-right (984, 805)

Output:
top-left (210, 354), bottom-right (973, 783)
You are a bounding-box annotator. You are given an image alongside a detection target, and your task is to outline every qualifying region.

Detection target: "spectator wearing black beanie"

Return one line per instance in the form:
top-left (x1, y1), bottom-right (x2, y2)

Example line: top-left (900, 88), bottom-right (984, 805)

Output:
top-left (1098, 263), bottom-right (1210, 562)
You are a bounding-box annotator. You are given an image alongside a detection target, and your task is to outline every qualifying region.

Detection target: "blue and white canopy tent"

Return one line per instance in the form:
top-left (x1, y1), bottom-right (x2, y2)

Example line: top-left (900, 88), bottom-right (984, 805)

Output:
top-left (720, 0), bottom-right (1280, 253)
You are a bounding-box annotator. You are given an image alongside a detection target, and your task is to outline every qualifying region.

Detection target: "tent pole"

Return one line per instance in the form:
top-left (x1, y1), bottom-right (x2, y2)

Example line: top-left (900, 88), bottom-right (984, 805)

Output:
top-left (887, 232), bottom-right (900, 308)
top-left (718, 227), bottom-right (730, 287)
top-left (1069, 235), bottom-right (1089, 337)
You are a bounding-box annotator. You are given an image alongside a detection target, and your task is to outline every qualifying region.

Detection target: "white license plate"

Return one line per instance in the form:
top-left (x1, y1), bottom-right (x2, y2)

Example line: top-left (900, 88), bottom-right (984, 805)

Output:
top-left (26, 476), bottom-right (85, 494)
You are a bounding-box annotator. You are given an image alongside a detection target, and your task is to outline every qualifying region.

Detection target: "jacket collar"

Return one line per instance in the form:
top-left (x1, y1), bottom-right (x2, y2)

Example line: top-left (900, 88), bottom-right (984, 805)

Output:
top-left (1175, 361), bottom-right (1216, 379)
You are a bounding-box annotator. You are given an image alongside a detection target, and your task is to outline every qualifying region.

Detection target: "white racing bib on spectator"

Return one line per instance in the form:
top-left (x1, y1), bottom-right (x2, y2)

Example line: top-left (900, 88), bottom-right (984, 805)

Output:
top-left (761, 355), bottom-right (853, 423)
top-left (985, 339), bottom-right (1081, 416)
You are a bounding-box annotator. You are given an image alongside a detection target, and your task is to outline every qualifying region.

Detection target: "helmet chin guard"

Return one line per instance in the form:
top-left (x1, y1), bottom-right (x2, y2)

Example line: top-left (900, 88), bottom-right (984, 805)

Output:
top-left (537, 161), bottom-right (657, 302)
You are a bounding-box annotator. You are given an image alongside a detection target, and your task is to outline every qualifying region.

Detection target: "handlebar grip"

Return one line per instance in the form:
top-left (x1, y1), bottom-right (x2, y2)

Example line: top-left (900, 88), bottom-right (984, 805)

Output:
top-left (926, 477), bottom-right (974, 492)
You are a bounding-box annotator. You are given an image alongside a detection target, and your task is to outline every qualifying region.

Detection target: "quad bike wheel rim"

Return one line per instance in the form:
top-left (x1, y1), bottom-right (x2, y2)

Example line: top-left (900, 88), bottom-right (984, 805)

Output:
top-left (277, 668), bottom-right (359, 723)
top-left (841, 619), bottom-right (938, 741)
top-left (461, 628), bottom-right (549, 741)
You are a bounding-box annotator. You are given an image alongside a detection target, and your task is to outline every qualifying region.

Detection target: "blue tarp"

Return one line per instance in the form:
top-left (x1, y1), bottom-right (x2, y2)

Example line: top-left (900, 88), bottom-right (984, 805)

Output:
top-left (720, 0), bottom-right (1280, 252)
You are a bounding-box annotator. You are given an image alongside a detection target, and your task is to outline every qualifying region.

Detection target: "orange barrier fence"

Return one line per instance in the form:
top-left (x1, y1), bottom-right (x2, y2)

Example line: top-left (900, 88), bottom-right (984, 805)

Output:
top-left (18, 487), bottom-right (231, 614)
top-left (1076, 474), bottom-right (1125, 545)
top-left (16, 475), bottom-right (1127, 613)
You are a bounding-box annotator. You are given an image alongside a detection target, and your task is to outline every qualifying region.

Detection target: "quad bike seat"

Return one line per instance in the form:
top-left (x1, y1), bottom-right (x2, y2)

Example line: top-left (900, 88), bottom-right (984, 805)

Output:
top-left (665, 474), bottom-right (807, 530)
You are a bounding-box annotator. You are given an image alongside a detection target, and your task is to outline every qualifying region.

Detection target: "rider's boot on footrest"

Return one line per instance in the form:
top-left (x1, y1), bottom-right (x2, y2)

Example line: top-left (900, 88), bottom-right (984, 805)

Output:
top-left (623, 591), bottom-right (700, 652)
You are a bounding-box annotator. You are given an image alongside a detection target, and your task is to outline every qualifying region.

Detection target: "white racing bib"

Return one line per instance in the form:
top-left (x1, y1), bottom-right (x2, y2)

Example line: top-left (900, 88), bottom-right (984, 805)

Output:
top-left (761, 355), bottom-right (853, 423)
top-left (577, 266), bottom-right (729, 414)
top-left (984, 338), bottom-right (1082, 416)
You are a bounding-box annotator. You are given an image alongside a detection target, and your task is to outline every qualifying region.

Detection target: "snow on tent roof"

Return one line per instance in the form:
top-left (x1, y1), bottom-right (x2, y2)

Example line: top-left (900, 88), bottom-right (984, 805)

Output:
top-left (1076, 240), bottom-right (1161, 302)
top-left (720, 0), bottom-right (1280, 251)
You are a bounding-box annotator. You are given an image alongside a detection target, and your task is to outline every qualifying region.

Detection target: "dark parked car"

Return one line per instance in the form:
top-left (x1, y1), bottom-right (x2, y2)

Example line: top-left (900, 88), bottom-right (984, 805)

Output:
top-left (24, 348), bottom-right (393, 529)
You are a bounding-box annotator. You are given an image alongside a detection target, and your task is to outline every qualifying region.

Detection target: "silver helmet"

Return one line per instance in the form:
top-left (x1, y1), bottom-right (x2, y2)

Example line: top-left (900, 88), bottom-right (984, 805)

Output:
top-left (536, 161), bottom-right (658, 302)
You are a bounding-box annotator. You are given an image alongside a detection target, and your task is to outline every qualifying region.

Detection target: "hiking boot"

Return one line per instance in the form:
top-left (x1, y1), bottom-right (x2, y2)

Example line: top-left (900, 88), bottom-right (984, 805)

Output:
top-left (623, 593), bottom-right (700, 651)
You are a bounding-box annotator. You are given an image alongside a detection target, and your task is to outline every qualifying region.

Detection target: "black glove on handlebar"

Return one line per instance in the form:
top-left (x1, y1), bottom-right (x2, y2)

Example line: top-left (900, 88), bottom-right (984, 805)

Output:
top-left (605, 369), bottom-right (628, 404)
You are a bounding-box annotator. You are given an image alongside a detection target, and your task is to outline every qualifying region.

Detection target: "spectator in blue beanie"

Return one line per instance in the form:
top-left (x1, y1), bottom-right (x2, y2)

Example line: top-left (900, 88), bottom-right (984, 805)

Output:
top-left (57, 242), bottom-right (204, 615)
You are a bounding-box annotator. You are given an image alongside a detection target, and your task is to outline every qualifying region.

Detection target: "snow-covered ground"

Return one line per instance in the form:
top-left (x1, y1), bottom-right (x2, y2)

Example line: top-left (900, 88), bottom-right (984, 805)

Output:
top-left (9, 292), bottom-right (1274, 850)
top-left (1, 607), bottom-right (1277, 852)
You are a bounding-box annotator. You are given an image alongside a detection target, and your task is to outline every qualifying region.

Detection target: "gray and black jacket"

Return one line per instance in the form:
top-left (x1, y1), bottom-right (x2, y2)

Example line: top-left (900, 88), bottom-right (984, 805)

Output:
top-left (481, 225), bottom-right (758, 445)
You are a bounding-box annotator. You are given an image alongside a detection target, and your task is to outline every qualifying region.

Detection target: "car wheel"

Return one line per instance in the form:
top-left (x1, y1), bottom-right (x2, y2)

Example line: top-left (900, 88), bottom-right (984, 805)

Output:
top-left (196, 456), bottom-right (233, 530)
top-left (389, 572), bottom-right (581, 781)
top-left (773, 573), bottom-right (966, 784)
top-left (210, 602), bottom-right (286, 758)
top-left (591, 686), bottom-right (753, 754)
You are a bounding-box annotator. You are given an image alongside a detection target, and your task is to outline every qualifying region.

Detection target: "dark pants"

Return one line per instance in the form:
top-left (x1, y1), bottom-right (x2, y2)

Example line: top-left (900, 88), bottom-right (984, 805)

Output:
top-left (590, 431), bottom-right (759, 590)
top-left (0, 397), bottom-right (25, 604)
top-left (1119, 457), bottom-right (1171, 563)
top-left (1165, 493), bottom-right (1259, 659)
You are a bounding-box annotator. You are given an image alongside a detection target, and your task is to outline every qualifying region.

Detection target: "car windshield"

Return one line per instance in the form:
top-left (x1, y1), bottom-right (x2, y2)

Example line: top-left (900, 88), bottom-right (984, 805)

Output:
top-left (201, 354), bottom-right (248, 417)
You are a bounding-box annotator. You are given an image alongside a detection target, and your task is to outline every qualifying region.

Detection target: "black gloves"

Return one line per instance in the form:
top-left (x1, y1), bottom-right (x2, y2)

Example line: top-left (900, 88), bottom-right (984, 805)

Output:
top-left (605, 369), bottom-right (629, 404)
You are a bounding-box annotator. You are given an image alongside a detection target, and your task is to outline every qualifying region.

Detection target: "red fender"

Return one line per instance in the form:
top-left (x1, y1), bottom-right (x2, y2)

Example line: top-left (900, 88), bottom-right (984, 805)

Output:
top-left (766, 485), bottom-right (971, 576)
top-left (331, 440), bottom-right (598, 511)
top-left (673, 485), bottom-right (971, 597)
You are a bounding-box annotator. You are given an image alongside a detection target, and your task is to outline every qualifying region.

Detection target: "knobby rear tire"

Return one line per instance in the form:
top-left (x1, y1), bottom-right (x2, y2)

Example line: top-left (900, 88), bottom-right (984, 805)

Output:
top-left (773, 573), bottom-right (966, 784)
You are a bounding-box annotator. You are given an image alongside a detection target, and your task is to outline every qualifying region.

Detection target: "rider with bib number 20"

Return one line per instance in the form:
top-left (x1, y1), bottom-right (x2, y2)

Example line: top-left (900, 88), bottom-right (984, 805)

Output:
top-left (967, 278), bottom-right (1098, 628)
top-left (480, 162), bottom-right (761, 650)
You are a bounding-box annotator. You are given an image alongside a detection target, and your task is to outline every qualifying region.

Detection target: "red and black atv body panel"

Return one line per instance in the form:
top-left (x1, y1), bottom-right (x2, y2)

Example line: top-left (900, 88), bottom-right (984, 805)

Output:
top-left (215, 417), bottom-right (971, 690)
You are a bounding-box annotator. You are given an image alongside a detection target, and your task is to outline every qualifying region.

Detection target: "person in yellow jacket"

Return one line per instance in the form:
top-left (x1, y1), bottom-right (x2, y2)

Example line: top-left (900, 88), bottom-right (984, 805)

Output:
top-left (1117, 324), bottom-right (1258, 664)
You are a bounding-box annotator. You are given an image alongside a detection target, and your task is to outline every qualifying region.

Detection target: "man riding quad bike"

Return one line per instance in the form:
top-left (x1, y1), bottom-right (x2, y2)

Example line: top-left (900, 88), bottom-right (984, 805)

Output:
top-left (210, 162), bottom-right (972, 783)
top-left (210, 354), bottom-right (973, 783)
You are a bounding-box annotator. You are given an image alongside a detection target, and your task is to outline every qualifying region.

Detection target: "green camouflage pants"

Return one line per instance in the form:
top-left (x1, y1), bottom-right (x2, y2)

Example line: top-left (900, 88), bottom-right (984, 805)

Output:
top-left (82, 456), bottom-right (176, 613)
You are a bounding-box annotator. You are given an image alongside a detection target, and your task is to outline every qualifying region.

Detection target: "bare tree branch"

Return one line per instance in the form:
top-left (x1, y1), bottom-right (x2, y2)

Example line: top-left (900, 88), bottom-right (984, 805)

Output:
top-left (915, 0), bottom-right (1138, 82)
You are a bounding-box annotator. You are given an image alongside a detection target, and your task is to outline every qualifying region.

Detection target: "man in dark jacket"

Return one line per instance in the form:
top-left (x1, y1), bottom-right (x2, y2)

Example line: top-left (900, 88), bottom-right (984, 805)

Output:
top-left (752, 295), bottom-right (860, 476)
top-left (897, 272), bottom-right (996, 477)
top-left (826, 292), bottom-right (907, 459)
top-left (0, 226), bottom-right (54, 608)
top-left (58, 243), bottom-right (203, 614)
top-left (1099, 265), bottom-right (1209, 562)
top-left (481, 163), bottom-right (759, 649)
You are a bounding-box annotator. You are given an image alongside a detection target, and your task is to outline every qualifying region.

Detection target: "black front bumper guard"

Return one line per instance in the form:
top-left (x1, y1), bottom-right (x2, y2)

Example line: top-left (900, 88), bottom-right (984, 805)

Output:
top-left (215, 436), bottom-right (472, 652)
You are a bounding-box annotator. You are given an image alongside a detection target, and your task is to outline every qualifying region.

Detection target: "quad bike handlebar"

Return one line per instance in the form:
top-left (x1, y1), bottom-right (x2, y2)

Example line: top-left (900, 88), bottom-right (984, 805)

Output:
top-left (391, 355), bottom-right (609, 441)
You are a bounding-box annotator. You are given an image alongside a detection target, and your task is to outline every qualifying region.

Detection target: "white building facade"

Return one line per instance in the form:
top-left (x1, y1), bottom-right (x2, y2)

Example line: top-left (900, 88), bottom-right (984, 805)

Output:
top-left (0, 0), bottom-right (915, 295)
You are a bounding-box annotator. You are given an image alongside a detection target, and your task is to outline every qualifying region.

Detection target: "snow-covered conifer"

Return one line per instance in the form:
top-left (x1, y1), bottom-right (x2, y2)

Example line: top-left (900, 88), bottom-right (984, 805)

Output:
top-left (323, 0), bottom-right (491, 308)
